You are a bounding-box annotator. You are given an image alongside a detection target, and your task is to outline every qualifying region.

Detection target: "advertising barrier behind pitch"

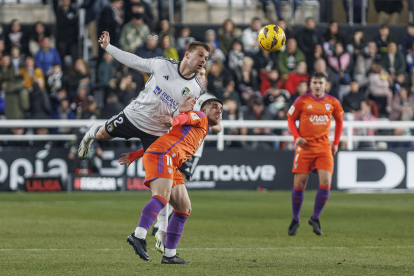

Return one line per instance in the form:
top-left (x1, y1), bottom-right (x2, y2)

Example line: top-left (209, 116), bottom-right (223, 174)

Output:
top-left (0, 148), bottom-right (413, 191)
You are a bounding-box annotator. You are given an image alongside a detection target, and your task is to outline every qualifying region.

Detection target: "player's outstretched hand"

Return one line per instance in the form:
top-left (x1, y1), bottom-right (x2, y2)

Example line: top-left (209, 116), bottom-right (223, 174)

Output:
top-left (331, 144), bottom-right (338, 156)
top-left (295, 137), bottom-right (307, 146)
top-left (98, 31), bottom-right (110, 50)
top-left (158, 115), bottom-right (173, 127)
top-left (179, 96), bottom-right (196, 113)
top-left (119, 153), bottom-right (132, 168)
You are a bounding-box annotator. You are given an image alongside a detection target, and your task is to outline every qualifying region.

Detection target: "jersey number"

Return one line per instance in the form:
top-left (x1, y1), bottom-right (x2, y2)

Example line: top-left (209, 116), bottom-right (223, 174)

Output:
top-left (166, 155), bottom-right (172, 166)
top-left (114, 117), bottom-right (123, 127)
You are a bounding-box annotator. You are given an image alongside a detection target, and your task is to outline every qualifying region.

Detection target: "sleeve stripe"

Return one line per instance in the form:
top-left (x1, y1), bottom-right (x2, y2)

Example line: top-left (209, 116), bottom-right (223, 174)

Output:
top-left (154, 56), bottom-right (179, 64)
top-left (195, 76), bottom-right (203, 91)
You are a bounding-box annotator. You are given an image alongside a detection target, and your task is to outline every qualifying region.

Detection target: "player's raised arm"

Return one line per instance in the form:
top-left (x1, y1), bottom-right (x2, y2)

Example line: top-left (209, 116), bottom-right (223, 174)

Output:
top-left (99, 31), bottom-right (157, 73)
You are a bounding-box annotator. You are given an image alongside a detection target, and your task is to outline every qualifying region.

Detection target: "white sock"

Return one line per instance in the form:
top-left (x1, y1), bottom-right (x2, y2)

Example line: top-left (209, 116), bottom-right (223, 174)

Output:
top-left (134, 227), bottom-right (147, 239)
top-left (164, 248), bottom-right (176, 257)
top-left (87, 124), bottom-right (102, 140)
top-left (157, 203), bottom-right (170, 232)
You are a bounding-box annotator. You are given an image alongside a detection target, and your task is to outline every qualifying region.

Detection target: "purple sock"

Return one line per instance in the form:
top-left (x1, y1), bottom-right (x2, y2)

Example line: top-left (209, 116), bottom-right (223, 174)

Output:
top-left (137, 195), bottom-right (167, 230)
top-left (312, 185), bottom-right (330, 220)
top-left (165, 211), bottom-right (190, 249)
top-left (292, 185), bottom-right (305, 222)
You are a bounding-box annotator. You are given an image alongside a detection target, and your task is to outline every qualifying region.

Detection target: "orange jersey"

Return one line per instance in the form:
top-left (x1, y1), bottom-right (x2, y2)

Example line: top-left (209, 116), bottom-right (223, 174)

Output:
top-left (146, 111), bottom-right (208, 168)
top-left (287, 92), bottom-right (344, 152)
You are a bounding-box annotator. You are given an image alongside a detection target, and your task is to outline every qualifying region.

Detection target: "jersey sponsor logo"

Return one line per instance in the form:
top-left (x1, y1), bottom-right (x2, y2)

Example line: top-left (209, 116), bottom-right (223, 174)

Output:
top-left (181, 87), bottom-right (190, 97)
top-left (191, 113), bottom-right (200, 120)
top-left (307, 104), bottom-right (313, 109)
top-left (153, 86), bottom-right (162, 96)
top-left (154, 86), bottom-right (179, 109)
top-left (309, 115), bottom-right (330, 125)
top-left (325, 103), bottom-right (331, 111)
top-left (288, 105), bottom-right (295, 115)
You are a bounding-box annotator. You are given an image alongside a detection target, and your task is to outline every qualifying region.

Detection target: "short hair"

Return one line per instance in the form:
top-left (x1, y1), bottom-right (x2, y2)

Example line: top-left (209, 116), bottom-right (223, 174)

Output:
top-left (380, 24), bottom-right (389, 29)
top-left (200, 98), bottom-right (223, 110)
top-left (188, 41), bottom-right (210, 53)
top-left (305, 17), bottom-right (314, 23)
top-left (251, 17), bottom-right (261, 23)
top-left (311, 72), bottom-right (328, 81)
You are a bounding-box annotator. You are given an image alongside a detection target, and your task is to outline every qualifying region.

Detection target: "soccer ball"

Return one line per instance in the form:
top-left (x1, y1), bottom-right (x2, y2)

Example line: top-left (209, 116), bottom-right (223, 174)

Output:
top-left (258, 25), bottom-right (286, 52)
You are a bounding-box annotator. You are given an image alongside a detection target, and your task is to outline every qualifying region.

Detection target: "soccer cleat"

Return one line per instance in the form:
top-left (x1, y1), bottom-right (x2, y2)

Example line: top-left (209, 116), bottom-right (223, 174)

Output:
top-left (308, 217), bottom-right (322, 235)
top-left (161, 255), bottom-right (190, 264)
top-left (77, 135), bottom-right (94, 158)
top-left (126, 233), bottom-right (149, 261)
top-left (155, 230), bottom-right (166, 254)
top-left (288, 220), bottom-right (300, 236)
top-left (150, 226), bottom-right (158, 236)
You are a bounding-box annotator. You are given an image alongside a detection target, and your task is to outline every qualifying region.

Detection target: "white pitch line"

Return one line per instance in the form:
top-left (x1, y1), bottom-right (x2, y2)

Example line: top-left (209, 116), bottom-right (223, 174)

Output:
top-left (1, 246), bottom-right (413, 251)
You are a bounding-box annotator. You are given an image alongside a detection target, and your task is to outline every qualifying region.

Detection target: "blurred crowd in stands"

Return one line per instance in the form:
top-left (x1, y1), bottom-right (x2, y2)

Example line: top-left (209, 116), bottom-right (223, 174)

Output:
top-left (0, 0), bottom-right (414, 150)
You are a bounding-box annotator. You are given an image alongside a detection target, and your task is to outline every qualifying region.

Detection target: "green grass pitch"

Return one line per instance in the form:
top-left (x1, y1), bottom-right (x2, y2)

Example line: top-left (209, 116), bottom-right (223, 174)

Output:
top-left (0, 190), bottom-right (413, 275)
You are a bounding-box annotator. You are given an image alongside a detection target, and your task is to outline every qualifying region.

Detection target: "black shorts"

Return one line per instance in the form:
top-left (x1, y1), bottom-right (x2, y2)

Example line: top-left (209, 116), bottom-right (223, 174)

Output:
top-left (105, 111), bottom-right (160, 151)
top-left (178, 156), bottom-right (200, 181)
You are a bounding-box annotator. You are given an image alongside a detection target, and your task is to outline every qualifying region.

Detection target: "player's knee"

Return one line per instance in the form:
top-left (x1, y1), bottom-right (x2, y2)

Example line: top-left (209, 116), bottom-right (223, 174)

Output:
top-left (320, 180), bottom-right (331, 188)
top-left (294, 182), bottom-right (306, 188)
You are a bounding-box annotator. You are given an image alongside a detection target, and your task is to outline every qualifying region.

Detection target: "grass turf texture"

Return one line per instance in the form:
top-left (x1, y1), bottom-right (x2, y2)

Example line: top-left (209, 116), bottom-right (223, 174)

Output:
top-left (0, 191), bottom-right (413, 275)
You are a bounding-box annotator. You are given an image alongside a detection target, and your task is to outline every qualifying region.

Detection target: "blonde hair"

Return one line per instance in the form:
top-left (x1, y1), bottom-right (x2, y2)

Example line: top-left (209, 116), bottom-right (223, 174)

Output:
top-left (242, 56), bottom-right (254, 66)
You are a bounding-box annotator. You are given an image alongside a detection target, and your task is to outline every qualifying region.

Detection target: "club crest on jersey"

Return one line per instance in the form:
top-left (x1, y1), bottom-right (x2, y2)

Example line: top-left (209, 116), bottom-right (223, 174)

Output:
top-left (153, 86), bottom-right (162, 96)
top-left (325, 103), bottom-right (331, 111)
top-left (181, 87), bottom-right (190, 97)
top-left (107, 123), bottom-right (114, 132)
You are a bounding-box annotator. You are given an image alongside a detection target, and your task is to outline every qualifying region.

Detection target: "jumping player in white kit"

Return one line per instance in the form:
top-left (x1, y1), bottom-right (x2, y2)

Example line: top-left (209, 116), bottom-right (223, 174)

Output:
top-left (78, 31), bottom-right (210, 157)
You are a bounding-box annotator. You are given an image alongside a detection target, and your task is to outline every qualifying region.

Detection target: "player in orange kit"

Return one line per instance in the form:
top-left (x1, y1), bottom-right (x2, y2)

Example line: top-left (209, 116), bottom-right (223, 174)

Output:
top-left (286, 72), bottom-right (344, 236)
top-left (124, 98), bottom-right (223, 264)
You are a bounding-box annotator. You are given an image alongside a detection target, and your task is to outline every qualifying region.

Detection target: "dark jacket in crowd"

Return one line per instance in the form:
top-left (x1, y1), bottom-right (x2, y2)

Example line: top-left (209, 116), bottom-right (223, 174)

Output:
top-left (5, 78), bottom-right (30, 119)
top-left (100, 100), bottom-right (124, 119)
top-left (296, 27), bottom-right (321, 56)
top-left (98, 5), bottom-right (122, 47)
top-left (380, 52), bottom-right (407, 76)
top-left (124, 0), bottom-right (154, 31)
top-left (135, 44), bottom-right (164, 60)
top-left (55, 5), bottom-right (78, 42)
top-left (342, 89), bottom-right (366, 113)
top-left (30, 85), bottom-right (52, 119)
top-left (81, 0), bottom-right (97, 24)
top-left (401, 32), bottom-right (414, 54)
top-left (374, 0), bottom-right (403, 14)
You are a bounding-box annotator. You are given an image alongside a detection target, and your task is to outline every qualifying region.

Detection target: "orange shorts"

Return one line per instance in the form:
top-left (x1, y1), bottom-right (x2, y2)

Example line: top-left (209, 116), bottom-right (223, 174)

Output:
top-left (292, 146), bottom-right (334, 174)
top-left (143, 152), bottom-right (185, 188)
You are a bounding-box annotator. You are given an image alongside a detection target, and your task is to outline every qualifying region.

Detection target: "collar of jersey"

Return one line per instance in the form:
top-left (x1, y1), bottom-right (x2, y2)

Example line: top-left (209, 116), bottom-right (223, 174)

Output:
top-left (177, 61), bottom-right (196, 81)
top-left (310, 92), bottom-right (326, 101)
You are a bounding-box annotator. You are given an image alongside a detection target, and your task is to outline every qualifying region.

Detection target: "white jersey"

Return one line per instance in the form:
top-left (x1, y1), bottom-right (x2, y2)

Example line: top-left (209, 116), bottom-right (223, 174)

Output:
top-left (193, 92), bottom-right (216, 157)
top-left (105, 44), bottom-right (203, 136)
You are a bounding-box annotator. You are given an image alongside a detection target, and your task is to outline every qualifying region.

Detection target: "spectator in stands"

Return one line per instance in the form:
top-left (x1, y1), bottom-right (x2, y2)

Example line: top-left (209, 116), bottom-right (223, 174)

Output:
top-left (263, 83), bottom-right (290, 116)
top-left (342, 81), bottom-right (366, 116)
top-left (18, 56), bottom-right (44, 90)
top-left (241, 17), bottom-right (262, 55)
top-left (278, 38), bottom-right (305, 80)
top-left (392, 73), bottom-right (407, 94)
top-left (0, 55), bottom-right (14, 89)
top-left (217, 79), bottom-right (242, 108)
top-left (51, 87), bottom-right (68, 117)
top-left (237, 57), bottom-right (259, 105)
top-left (98, 52), bottom-right (115, 86)
top-left (161, 36), bottom-right (179, 61)
top-left (277, 19), bottom-right (292, 40)
top-left (125, 1), bottom-right (154, 32)
top-left (406, 42), bottom-right (414, 85)
top-left (53, 98), bottom-right (76, 122)
top-left (176, 27), bottom-right (194, 54)
top-left (354, 100), bottom-right (377, 149)
top-left (98, 0), bottom-right (124, 57)
top-left (158, 19), bottom-right (175, 48)
top-left (29, 22), bottom-right (55, 57)
top-left (322, 21), bottom-right (345, 56)
top-left (0, 39), bottom-right (5, 59)
top-left (47, 64), bottom-right (63, 94)
top-left (207, 61), bottom-right (225, 97)
top-left (157, 0), bottom-right (179, 22)
top-left (381, 42), bottom-right (407, 82)
top-left (343, 0), bottom-right (368, 24)
top-left (260, 69), bottom-right (283, 96)
top-left (218, 19), bottom-right (242, 56)
top-left (368, 63), bottom-right (393, 113)
top-left (81, 96), bottom-right (99, 119)
top-left (354, 41), bottom-right (381, 86)
top-left (100, 93), bottom-right (124, 119)
top-left (205, 42), bottom-right (226, 68)
top-left (327, 42), bottom-right (352, 85)
top-left (81, 0), bottom-right (99, 60)
top-left (314, 58), bottom-right (339, 99)
top-left (254, 47), bottom-right (277, 77)
top-left (390, 86), bottom-right (414, 121)
top-left (115, 74), bottom-right (137, 106)
top-left (296, 18), bottom-right (321, 64)
top-left (284, 61), bottom-right (309, 95)
top-left (135, 33), bottom-right (163, 59)
top-left (347, 29), bottom-right (367, 62)
top-left (375, 24), bottom-right (392, 53)
top-left (65, 58), bottom-right (91, 97)
top-left (204, 29), bottom-right (219, 50)
top-left (401, 23), bottom-right (414, 54)
top-left (222, 98), bottom-right (244, 148)
top-left (228, 40), bottom-right (244, 81)
top-left (10, 45), bottom-right (24, 75)
top-left (29, 78), bottom-right (51, 119)
top-left (35, 37), bottom-right (62, 77)
top-left (258, 0), bottom-right (299, 23)
top-left (119, 12), bottom-right (150, 53)
top-left (56, 0), bottom-right (79, 63)
top-left (243, 97), bottom-right (273, 149)
top-left (72, 83), bottom-right (90, 117)
top-left (374, 0), bottom-right (403, 24)
top-left (307, 44), bottom-right (325, 74)
top-left (289, 80), bottom-right (308, 105)
top-left (4, 75), bottom-right (29, 119)
top-left (5, 19), bottom-right (28, 54)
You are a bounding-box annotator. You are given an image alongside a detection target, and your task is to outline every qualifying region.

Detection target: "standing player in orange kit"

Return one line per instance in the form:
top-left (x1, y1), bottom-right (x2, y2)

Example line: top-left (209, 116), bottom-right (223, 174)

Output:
top-left (124, 98), bottom-right (223, 264)
top-left (286, 72), bottom-right (344, 236)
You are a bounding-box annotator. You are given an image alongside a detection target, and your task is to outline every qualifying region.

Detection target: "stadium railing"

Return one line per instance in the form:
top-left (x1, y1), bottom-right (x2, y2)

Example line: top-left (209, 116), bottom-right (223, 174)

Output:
top-left (0, 120), bottom-right (413, 151)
